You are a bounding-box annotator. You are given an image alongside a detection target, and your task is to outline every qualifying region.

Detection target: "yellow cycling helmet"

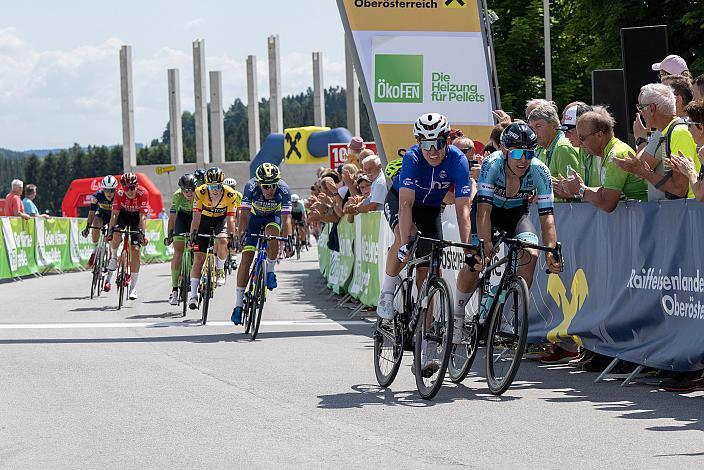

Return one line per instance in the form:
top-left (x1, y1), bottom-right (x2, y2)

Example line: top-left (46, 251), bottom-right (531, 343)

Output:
top-left (384, 157), bottom-right (403, 180)
top-left (204, 167), bottom-right (225, 184)
top-left (255, 163), bottom-right (281, 185)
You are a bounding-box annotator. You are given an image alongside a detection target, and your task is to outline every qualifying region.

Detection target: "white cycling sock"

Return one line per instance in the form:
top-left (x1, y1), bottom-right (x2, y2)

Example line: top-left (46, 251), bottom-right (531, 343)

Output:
top-left (235, 287), bottom-right (245, 308)
top-left (381, 273), bottom-right (399, 294)
top-left (454, 288), bottom-right (472, 319)
top-left (216, 256), bottom-right (225, 269)
top-left (266, 258), bottom-right (277, 273)
top-left (130, 272), bottom-right (139, 290)
top-left (190, 278), bottom-right (199, 297)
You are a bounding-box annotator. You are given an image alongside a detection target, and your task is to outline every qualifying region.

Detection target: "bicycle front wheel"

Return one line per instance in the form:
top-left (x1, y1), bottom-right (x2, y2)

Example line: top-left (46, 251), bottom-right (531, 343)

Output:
top-left (485, 276), bottom-right (529, 396)
top-left (201, 258), bottom-right (212, 325)
top-left (413, 277), bottom-right (453, 400)
top-left (373, 279), bottom-right (409, 387)
top-left (117, 252), bottom-right (128, 310)
top-left (250, 264), bottom-right (266, 341)
top-left (448, 317), bottom-right (479, 384)
top-left (180, 252), bottom-right (190, 318)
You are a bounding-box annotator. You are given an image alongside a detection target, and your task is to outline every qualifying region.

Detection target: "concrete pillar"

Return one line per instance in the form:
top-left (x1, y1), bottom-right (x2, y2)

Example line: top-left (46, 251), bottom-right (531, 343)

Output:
top-left (167, 69), bottom-right (183, 165)
top-left (119, 45), bottom-right (137, 172)
top-left (312, 52), bottom-right (325, 127)
top-left (192, 39), bottom-right (209, 166)
top-left (209, 71), bottom-right (225, 163)
top-left (246, 55), bottom-right (261, 160)
top-left (267, 35), bottom-right (283, 134)
top-left (345, 37), bottom-right (360, 136)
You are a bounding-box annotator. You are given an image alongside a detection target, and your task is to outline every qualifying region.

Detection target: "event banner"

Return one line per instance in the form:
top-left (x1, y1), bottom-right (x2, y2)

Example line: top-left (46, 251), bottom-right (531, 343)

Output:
top-left (142, 219), bottom-right (173, 263)
top-left (337, 0), bottom-right (496, 162)
top-left (35, 217), bottom-right (74, 272)
top-left (0, 223), bottom-right (11, 279)
top-left (1, 217), bottom-right (38, 277)
top-left (318, 225), bottom-right (331, 277)
top-left (328, 218), bottom-right (356, 294)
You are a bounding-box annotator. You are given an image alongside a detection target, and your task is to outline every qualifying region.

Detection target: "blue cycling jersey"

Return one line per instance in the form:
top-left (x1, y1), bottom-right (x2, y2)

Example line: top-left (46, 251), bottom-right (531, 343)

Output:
top-left (241, 178), bottom-right (292, 216)
top-left (392, 144), bottom-right (472, 206)
top-left (476, 153), bottom-right (554, 215)
top-left (89, 190), bottom-right (113, 213)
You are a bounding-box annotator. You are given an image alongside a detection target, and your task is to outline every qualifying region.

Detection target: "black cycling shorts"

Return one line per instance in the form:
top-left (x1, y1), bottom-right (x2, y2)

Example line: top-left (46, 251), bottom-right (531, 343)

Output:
top-left (384, 188), bottom-right (442, 259)
top-left (115, 211), bottom-right (141, 243)
top-left (291, 211), bottom-right (304, 223)
top-left (95, 210), bottom-right (112, 226)
top-left (195, 215), bottom-right (226, 252)
top-left (470, 203), bottom-right (538, 245)
top-left (173, 210), bottom-right (193, 240)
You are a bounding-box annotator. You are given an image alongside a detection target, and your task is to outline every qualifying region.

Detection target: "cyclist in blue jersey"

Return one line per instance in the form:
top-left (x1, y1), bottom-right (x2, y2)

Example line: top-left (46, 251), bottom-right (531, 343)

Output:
top-left (81, 175), bottom-right (118, 290)
top-left (231, 163), bottom-right (293, 325)
top-left (378, 113), bottom-right (474, 325)
top-left (453, 122), bottom-right (562, 342)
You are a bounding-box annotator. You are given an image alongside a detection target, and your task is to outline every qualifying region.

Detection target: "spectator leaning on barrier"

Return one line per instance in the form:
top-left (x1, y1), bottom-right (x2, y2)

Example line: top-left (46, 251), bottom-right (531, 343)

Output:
top-left (5, 179), bottom-right (30, 220)
top-left (661, 75), bottom-right (694, 118)
top-left (652, 54), bottom-right (691, 81)
top-left (342, 174), bottom-right (374, 222)
top-left (359, 154), bottom-right (387, 212)
top-left (22, 184), bottom-right (49, 218)
top-left (669, 100), bottom-right (704, 201)
top-left (528, 103), bottom-right (581, 180)
top-left (339, 163), bottom-right (359, 199)
top-left (614, 83), bottom-right (699, 200)
top-left (561, 106), bottom-right (648, 210)
top-left (345, 136), bottom-right (365, 169)
top-left (693, 74), bottom-right (704, 101)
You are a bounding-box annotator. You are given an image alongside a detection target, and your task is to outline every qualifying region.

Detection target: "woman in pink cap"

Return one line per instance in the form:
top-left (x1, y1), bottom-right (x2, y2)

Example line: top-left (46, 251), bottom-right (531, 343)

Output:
top-left (345, 136), bottom-right (365, 169)
top-left (652, 54), bottom-right (691, 80)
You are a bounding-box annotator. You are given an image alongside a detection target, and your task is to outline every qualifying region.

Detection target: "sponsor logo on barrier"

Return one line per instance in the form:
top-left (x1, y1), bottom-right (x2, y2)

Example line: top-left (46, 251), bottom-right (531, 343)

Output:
top-left (353, 0), bottom-right (438, 10)
top-left (627, 267), bottom-right (704, 320)
top-left (375, 55), bottom-right (423, 104)
top-left (546, 269), bottom-right (588, 345)
top-left (442, 0), bottom-right (466, 7)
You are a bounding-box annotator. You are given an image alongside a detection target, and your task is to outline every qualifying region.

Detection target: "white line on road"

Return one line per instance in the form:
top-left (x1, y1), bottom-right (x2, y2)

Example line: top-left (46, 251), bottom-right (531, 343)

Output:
top-left (0, 320), bottom-right (372, 330)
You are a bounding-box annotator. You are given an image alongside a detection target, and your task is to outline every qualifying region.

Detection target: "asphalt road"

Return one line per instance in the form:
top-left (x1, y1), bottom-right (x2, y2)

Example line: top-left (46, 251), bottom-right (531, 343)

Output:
top-left (0, 246), bottom-right (702, 469)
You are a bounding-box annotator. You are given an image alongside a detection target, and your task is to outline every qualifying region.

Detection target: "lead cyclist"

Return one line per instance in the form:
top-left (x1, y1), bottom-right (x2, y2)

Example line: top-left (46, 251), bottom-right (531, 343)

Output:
top-left (453, 121), bottom-right (562, 343)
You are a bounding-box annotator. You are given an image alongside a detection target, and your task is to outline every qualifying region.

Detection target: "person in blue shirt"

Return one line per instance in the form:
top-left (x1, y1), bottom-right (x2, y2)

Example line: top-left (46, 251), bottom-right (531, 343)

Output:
top-left (377, 113), bottom-right (473, 325)
top-left (22, 184), bottom-right (48, 218)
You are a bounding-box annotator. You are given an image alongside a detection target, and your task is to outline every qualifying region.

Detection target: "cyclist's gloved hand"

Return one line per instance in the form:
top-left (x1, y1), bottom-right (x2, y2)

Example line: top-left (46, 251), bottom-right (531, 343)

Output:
top-left (136, 230), bottom-right (146, 246)
top-left (81, 227), bottom-right (90, 238)
top-left (189, 230), bottom-right (198, 247)
top-left (397, 243), bottom-right (412, 263)
top-left (164, 230), bottom-right (174, 246)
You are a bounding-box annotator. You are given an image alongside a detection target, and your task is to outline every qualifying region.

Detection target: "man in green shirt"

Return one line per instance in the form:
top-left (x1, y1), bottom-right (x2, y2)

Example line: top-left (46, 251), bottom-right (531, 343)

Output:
top-left (528, 103), bottom-right (580, 179)
top-left (562, 106), bottom-right (647, 211)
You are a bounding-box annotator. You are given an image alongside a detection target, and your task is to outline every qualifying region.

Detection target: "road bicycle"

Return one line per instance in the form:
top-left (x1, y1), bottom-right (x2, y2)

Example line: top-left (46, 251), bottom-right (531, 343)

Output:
top-left (192, 232), bottom-right (226, 325)
top-left (174, 232), bottom-right (193, 318)
top-left (112, 228), bottom-right (143, 310)
top-left (241, 233), bottom-right (289, 340)
top-left (448, 233), bottom-right (563, 395)
top-left (373, 235), bottom-right (477, 400)
top-left (292, 221), bottom-right (304, 260)
top-left (89, 225), bottom-right (110, 299)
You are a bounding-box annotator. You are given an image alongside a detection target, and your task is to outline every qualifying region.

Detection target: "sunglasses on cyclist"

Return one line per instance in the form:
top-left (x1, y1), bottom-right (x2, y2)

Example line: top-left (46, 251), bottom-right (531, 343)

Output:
top-left (261, 183), bottom-right (277, 190)
top-left (126, 185), bottom-right (137, 191)
top-left (419, 138), bottom-right (447, 151)
top-left (103, 188), bottom-right (115, 193)
top-left (508, 149), bottom-right (535, 160)
top-left (207, 183), bottom-right (222, 191)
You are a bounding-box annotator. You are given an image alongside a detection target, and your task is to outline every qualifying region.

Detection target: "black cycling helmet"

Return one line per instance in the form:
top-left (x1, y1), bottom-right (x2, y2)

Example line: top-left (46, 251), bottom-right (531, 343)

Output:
top-left (178, 173), bottom-right (197, 191)
top-left (120, 172), bottom-right (138, 186)
top-left (193, 168), bottom-right (206, 186)
top-left (255, 163), bottom-right (281, 185)
top-left (500, 122), bottom-right (538, 149)
top-left (205, 167), bottom-right (225, 184)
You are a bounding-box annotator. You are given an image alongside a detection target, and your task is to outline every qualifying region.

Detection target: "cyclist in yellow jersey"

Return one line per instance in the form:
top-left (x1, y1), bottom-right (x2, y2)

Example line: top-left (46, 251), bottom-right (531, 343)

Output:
top-left (187, 167), bottom-right (239, 309)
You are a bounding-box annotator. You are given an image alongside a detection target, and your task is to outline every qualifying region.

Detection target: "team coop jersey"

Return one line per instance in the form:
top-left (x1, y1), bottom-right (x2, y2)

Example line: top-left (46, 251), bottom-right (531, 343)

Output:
top-left (112, 187), bottom-right (150, 214)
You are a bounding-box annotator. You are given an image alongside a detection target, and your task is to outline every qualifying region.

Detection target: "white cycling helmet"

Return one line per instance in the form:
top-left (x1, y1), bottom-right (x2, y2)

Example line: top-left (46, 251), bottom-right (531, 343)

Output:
top-left (291, 194), bottom-right (300, 203)
top-left (223, 177), bottom-right (236, 188)
top-left (100, 175), bottom-right (118, 190)
top-left (413, 113), bottom-right (450, 140)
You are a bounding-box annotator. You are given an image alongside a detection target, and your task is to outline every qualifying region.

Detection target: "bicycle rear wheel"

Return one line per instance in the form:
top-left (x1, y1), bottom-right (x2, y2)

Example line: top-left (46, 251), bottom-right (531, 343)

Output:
top-left (96, 244), bottom-right (106, 297)
top-left (90, 251), bottom-right (100, 299)
top-left (413, 277), bottom-right (453, 400)
top-left (448, 317), bottom-right (480, 384)
top-left (180, 251), bottom-right (190, 318)
top-left (373, 279), bottom-right (408, 387)
top-left (201, 258), bottom-right (212, 325)
top-left (485, 276), bottom-right (529, 395)
top-left (250, 263), bottom-right (266, 340)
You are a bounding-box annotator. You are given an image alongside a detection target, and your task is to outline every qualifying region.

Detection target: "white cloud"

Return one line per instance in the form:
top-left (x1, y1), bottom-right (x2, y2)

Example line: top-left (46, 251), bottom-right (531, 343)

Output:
top-left (181, 18), bottom-right (205, 30)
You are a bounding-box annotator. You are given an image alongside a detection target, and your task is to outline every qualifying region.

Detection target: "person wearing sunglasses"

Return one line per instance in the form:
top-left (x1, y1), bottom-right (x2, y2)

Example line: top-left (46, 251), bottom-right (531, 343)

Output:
top-left (231, 163), bottom-right (293, 326)
top-left (106, 172), bottom-right (150, 300)
top-left (187, 167), bottom-right (240, 309)
top-left (377, 113), bottom-right (473, 364)
top-left (163, 173), bottom-right (197, 305)
top-left (82, 175), bottom-right (118, 288)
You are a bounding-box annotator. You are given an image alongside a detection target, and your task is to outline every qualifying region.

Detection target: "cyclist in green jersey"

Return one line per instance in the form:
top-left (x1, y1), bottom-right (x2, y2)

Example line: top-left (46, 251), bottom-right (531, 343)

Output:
top-left (164, 174), bottom-right (197, 305)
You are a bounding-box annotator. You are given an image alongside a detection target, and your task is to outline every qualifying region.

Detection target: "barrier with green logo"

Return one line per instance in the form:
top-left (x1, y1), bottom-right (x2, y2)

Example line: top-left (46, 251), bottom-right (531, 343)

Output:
top-left (317, 224), bottom-right (330, 277)
top-left (331, 218), bottom-right (355, 294)
top-left (0, 216), bottom-right (172, 280)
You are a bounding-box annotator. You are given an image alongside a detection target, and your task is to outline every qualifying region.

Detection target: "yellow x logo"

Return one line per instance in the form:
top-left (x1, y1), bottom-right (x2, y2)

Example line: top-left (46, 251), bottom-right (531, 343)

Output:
top-left (546, 269), bottom-right (588, 346)
top-left (443, 0), bottom-right (467, 8)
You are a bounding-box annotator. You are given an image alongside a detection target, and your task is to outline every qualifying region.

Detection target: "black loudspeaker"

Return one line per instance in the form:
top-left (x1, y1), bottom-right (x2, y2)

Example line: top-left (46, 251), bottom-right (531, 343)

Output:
top-left (592, 69), bottom-right (628, 143)
top-left (620, 25), bottom-right (669, 142)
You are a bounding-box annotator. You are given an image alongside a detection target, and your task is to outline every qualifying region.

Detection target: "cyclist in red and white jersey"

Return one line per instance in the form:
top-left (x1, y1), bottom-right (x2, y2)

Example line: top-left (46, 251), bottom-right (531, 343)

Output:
top-left (106, 173), bottom-right (150, 300)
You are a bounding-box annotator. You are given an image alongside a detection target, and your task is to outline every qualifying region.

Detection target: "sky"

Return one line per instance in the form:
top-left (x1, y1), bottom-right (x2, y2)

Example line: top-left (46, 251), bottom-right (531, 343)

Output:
top-left (0, 0), bottom-right (346, 150)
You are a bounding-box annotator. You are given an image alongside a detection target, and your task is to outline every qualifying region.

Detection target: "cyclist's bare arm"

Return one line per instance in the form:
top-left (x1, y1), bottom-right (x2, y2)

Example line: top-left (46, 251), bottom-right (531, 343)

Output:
top-left (398, 187), bottom-right (415, 244)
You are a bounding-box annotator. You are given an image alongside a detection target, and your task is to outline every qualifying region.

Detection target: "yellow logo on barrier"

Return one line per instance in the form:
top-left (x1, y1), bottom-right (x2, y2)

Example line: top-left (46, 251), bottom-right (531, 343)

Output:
top-left (546, 269), bottom-right (588, 346)
top-left (155, 165), bottom-right (176, 175)
top-left (443, 0), bottom-right (467, 8)
top-left (284, 126), bottom-right (329, 165)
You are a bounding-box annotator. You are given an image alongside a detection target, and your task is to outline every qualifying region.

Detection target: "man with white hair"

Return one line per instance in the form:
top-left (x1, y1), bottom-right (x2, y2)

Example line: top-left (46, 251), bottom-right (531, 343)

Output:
top-left (356, 154), bottom-right (386, 213)
top-left (614, 83), bottom-right (699, 200)
top-left (528, 103), bottom-right (580, 180)
top-left (4, 179), bottom-right (30, 220)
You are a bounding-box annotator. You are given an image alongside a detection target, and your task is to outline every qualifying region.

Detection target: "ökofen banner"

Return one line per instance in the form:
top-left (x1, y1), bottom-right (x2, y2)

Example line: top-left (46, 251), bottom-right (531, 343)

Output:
top-left (337, 0), bottom-right (496, 162)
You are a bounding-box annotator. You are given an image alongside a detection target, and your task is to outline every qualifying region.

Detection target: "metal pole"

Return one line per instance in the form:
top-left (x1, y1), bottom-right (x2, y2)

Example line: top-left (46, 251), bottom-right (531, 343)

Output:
top-left (312, 52), bottom-right (325, 127)
top-left (345, 36), bottom-right (360, 136)
top-left (268, 35), bottom-right (283, 134)
top-left (193, 39), bottom-right (210, 166)
top-left (119, 45), bottom-right (137, 172)
top-left (167, 69), bottom-right (183, 165)
top-left (246, 55), bottom-right (261, 160)
top-left (543, 0), bottom-right (552, 101)
top-left (209, 71), bottom-right (226, 163)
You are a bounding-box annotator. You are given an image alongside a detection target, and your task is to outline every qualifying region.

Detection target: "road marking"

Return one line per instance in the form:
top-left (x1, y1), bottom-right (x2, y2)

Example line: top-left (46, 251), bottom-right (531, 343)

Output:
top-left (0, 320), bottom-right (372, 330)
